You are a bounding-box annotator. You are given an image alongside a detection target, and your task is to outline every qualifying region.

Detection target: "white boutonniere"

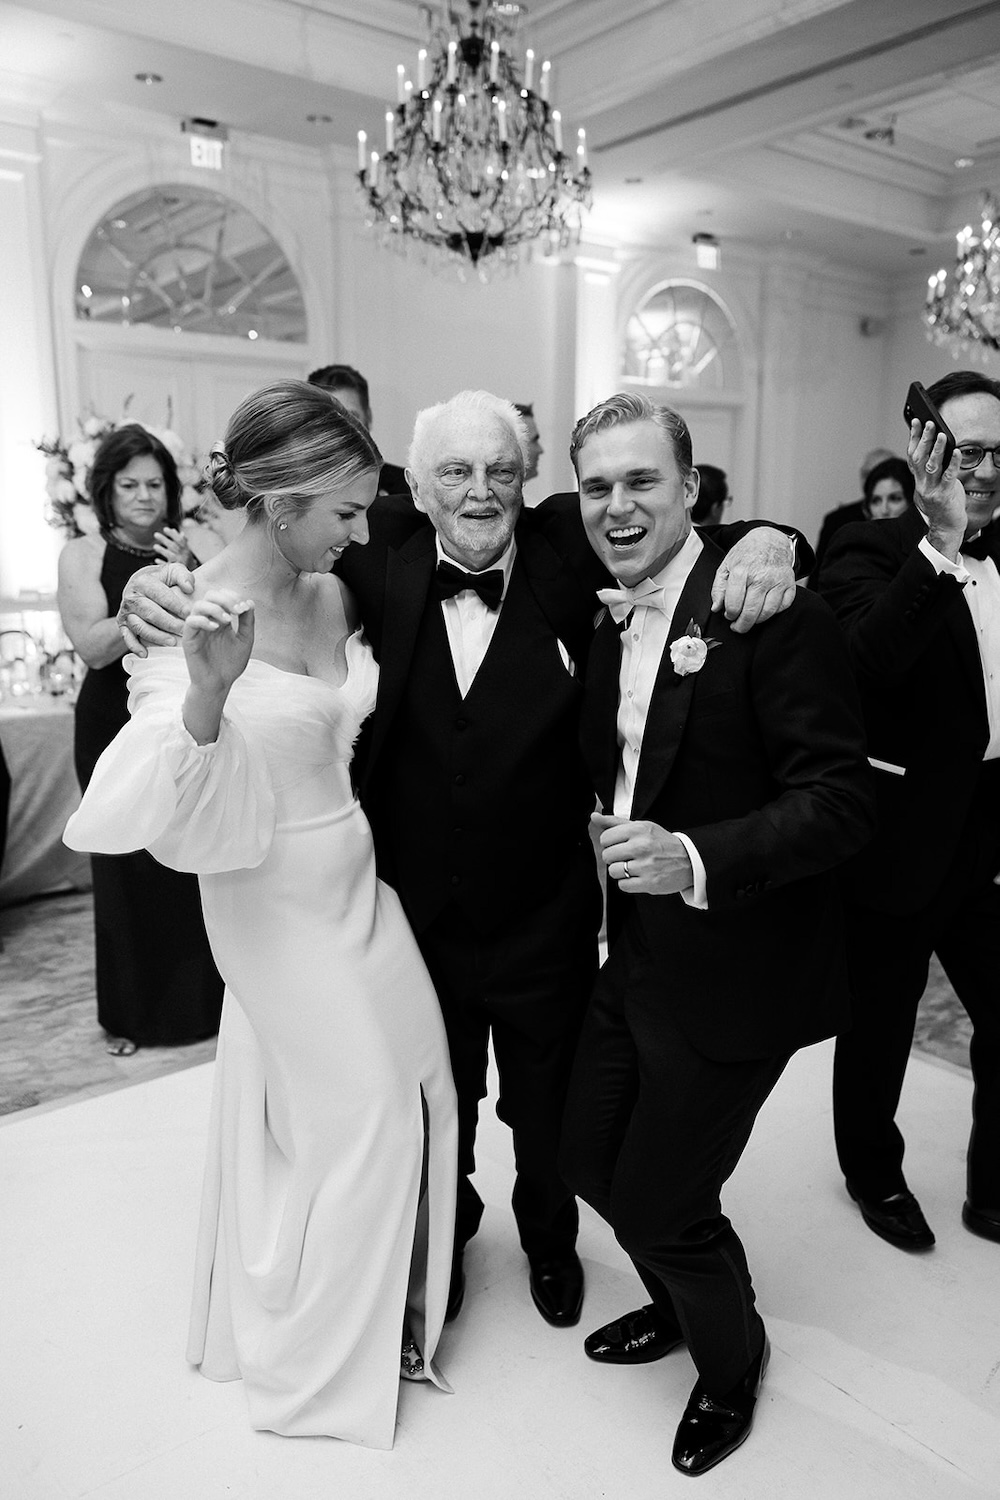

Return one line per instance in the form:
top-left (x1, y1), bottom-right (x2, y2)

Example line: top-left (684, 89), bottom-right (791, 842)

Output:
top-left (669, 620), bottom-right (720, 677)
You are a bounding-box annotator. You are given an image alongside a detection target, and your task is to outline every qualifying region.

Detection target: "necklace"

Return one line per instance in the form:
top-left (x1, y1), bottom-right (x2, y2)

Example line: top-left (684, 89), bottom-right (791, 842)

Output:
top-left (102, 528), bottom-right (158, 558)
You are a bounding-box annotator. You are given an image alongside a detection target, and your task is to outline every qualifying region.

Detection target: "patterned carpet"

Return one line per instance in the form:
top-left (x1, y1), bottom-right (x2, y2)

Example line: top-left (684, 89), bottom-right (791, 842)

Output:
top-left (0, 892), bottom-right (216, 1116)
top-left (0, 890), bottom-right (973, 1118)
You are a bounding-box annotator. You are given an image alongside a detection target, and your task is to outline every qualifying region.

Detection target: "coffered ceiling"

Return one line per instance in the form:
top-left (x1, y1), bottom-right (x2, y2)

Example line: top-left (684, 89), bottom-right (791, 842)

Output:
top-left (2, 0), bottom-right (1000, 275)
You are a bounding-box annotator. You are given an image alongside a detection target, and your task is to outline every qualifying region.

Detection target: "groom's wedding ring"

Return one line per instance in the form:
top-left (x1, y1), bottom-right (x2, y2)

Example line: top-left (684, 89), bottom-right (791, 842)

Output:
top-left (622, 860), bottom-right (631, 880)
top-left (926, 461), bottom-right (937, 473)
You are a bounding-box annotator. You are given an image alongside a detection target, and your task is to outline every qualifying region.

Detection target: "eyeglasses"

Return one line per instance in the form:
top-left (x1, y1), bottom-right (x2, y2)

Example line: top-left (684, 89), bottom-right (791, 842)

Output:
top-left (115, 476), bottom-right (166, 495)
top-left (957, 444), bottom-right (1000, 470)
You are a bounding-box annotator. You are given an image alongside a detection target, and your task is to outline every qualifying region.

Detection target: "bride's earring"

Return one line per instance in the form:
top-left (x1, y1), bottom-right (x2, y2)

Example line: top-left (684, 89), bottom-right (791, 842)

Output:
top-left (278, 521), bottom-right (288, 531)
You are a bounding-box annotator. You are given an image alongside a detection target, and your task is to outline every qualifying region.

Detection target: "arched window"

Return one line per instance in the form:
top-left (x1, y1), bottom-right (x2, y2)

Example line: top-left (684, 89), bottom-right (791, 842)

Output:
top-left (623, 281), bottom-right (738, 390)
top-left (75, 185), bottom-right (307, 343)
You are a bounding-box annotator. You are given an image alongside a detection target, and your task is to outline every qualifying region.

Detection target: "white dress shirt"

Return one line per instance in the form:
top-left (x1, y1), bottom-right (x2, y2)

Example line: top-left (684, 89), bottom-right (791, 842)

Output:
top-left (918, 534), bottom-right (1000, 759)
top-left (435, 537), bottom-right (575, 697)
top-left (435, 537), bottom-right (516, 698)
top-left (610, 527), bottom-right (709, 907)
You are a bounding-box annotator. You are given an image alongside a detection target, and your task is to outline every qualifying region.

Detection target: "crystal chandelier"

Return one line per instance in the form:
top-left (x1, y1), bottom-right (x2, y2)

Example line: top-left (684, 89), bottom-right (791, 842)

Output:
top-left (924, 193), bottom-right (1000, 355)
top-left (356, 1), bottom-right (591, 276)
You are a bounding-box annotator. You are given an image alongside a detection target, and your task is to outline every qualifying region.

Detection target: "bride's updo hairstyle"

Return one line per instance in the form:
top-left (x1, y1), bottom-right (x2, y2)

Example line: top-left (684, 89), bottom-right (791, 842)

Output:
top-left (205, 379), bottom-right (382, 531)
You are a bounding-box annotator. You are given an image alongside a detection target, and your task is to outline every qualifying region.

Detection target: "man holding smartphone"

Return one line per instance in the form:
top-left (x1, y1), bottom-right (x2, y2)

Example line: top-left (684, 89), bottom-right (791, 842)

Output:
top-left (817, 370), bottom-right (1000, 1252)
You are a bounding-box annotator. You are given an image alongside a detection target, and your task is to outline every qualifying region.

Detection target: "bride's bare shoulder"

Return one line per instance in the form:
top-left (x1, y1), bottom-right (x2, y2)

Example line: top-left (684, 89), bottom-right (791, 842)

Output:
top-left (310, 572), bottom-right (361, 634)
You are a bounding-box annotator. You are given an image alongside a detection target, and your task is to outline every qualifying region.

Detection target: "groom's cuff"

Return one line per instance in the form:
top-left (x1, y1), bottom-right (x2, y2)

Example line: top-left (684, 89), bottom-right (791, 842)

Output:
top-left (673, 831), bottom-right (708, 909)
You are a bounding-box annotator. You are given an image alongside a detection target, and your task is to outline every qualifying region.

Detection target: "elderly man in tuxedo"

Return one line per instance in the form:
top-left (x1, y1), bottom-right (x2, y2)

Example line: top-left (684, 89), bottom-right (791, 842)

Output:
top-left (560, 393), bottom-right (873, 1476)
top-left (818, 370), bottom-right (1000, 1253)
top-left (116, 386), bottom-right (807, 1331)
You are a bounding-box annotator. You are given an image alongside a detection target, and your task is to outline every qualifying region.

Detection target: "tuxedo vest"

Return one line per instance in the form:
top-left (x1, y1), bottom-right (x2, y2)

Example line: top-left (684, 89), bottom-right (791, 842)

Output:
top-left (369, 559), bottom-right (594, 935)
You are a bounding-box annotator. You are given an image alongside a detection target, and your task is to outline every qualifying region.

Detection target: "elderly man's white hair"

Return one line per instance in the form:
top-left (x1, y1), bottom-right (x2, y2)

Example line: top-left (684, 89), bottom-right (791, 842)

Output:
top-left (407, 390), bottom-right (529, 477)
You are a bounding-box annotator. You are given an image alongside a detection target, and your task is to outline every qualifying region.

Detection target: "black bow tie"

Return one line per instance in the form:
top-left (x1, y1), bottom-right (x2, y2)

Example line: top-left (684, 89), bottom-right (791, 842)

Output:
top-left (434, 559), bottom-right (504, 610)
top-left (962, 521), bottom-right (999, 562)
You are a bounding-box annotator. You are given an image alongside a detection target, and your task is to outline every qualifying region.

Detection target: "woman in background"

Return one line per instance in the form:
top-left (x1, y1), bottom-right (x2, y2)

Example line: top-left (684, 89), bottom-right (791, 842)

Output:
top-left (65, 382), bottom-right (457, 1447)
top-left (862, 456), bottom-right (915, 520)
top-left (57, 424), bottom-right (223, 1054)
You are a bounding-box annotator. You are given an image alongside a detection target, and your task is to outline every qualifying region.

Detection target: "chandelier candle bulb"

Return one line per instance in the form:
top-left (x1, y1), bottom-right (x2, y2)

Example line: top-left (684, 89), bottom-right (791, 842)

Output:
top-left (368, 150), bottom-right (379, 186)
top-left (525, 48), bottom-right (534, 90)
top-left (447, 39), bottom-right (457, 84)
top-left (577, 128), bottom-right (587, 167)
top-left (432, 97), bottom-right (443, 141)
top-left (397, 64), bottom-right (406, 104)
top-left (357, 130), bottom-right (367, 172)
top-left (490, 40), bottom-right (500, 82)
top-left (552, 110), bottom-right (562, 152)
top-left (385, 111), bottom-right (395, 152)
top-left (540, 59), bottom-right (551, 101)
top-left (497, 98), bottom-right (508, 142)
top-left (418, 48), bottom-right (427, 90)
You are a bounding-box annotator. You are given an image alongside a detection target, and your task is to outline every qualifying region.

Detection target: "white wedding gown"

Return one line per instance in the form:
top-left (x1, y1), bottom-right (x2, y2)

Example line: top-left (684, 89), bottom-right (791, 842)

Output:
top-left (64, 637), bottom-right (458, 1449)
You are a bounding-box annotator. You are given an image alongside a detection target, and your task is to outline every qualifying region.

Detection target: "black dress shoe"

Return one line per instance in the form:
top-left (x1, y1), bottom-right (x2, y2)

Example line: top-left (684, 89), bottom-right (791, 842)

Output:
top-left (962, 1201), bottom-right (1000, 1243)
top-left (528, 1252), bottom-right (584, 1326)
top-left (672, 1336), bottom-right (770, 1477)
top-left (446, 1254), bottom-right (466, 1323)
top-left (847, 1185), bottom-right (935, 1250)
top-left (584, 1305), bottom-right (684, 1365)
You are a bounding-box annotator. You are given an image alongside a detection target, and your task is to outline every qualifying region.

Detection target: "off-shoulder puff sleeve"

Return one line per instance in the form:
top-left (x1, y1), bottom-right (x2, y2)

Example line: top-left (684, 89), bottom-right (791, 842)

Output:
top-left (64, 652), bottom-right (276, 873)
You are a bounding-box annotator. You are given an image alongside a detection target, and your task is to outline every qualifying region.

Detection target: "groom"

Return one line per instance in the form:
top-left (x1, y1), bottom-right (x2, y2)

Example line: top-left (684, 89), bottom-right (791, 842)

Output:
top-left (560, 393), bottom-right (873, 1475)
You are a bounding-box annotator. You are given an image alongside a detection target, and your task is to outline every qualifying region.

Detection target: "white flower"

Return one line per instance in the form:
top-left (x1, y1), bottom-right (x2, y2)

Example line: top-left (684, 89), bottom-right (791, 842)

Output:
top-left (83, 415), bottom-right (108, 438)
top-left (670, 636), bottom-right (709, 675)
top-left (54, 477), bottom-right (77, 504)
top-left (73, 501), bottom-right (100, 534)
top-left (67, 438), bottom-right (95, 470)
top-left (669, 620), bottom-right (719, 677)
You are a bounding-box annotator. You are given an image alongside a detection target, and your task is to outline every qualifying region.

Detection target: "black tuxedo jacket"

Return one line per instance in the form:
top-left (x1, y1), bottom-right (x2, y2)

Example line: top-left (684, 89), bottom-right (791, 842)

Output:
top-left (817, 508), bottom-right (1000, 912)
top-left (582, 537), bottom-right (874, 1061)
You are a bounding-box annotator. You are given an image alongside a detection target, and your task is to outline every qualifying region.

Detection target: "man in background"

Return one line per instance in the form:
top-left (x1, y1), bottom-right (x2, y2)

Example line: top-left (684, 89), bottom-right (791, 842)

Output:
top-left (513, 403), bottom-right (544, 489)
top-left (308, 364), bottom-right (409, 496)
top-left (691, 463), bottom-right (731, 526)
top-left (818, 370), bottom-right (1000, 1253)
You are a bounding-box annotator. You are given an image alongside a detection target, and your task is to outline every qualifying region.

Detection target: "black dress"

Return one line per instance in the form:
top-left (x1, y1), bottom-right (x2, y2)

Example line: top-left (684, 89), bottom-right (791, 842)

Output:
top-left (73, 538), bottom-right (223, 1045)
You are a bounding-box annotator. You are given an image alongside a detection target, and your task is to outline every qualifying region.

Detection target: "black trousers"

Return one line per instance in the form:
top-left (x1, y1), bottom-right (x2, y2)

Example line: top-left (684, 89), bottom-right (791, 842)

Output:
top-left (561, 918), bottom-right (787, 1397)
top-left (834, 765), bottom-right (1000, 1205)
top-left (416, 848), bottom-right (601, 1261)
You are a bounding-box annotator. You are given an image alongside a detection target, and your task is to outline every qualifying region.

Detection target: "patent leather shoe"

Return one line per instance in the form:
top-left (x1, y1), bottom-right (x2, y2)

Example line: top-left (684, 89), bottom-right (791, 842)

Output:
top-left (962, 1201), bottom-right (1000, 1243)
top-left (847, 1185), bottom-right (935, 1250)
top-left (528, 1252), bottom-right (584, 1326)
top-left (584, 1305), bottom-right (684, 1365)
top-left (671, 1336), bottom-right (770, 1477)
top-left (446, 1253), bottom-right (466, 1323)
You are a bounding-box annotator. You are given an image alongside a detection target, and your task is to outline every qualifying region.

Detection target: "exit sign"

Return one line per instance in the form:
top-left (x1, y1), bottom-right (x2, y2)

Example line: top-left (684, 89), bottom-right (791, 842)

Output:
top-left (190, 135), bottom-right (224, 170)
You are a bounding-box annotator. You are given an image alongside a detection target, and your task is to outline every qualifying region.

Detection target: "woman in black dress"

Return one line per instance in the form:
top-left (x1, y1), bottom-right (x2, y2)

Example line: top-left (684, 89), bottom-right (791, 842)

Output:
top-left (57, 425), bottom-right (223, 1054)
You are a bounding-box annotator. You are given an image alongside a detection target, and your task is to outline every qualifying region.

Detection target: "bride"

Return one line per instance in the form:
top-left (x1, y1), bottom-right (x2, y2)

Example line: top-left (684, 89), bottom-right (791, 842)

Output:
top-left (65, 380), bottom-right (458, 1449)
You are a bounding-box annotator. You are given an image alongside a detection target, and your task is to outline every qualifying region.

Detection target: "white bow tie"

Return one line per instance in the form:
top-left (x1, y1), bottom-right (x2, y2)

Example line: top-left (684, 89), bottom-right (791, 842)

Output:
top-left (596, 582), bottom-right (669, 624)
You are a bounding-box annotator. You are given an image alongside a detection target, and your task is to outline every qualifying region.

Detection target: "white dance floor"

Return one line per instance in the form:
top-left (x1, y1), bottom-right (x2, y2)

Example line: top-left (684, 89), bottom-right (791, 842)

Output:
top-left (1, 1039), bottom-right (996, 1500)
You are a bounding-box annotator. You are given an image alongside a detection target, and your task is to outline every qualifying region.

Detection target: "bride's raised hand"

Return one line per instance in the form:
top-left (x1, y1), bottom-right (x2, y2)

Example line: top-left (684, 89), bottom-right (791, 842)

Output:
top-left (182, 587), bottom-right (255, 698)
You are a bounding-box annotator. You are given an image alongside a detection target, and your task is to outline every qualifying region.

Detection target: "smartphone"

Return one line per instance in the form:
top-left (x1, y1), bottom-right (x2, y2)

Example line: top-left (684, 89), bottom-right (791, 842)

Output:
top-left (903, 381), bottom-right (956, 470)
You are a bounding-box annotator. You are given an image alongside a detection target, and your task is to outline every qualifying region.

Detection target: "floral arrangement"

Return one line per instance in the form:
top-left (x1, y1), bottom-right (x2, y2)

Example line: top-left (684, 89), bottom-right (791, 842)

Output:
top-left (36, 401), bottom-right (206, 539)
